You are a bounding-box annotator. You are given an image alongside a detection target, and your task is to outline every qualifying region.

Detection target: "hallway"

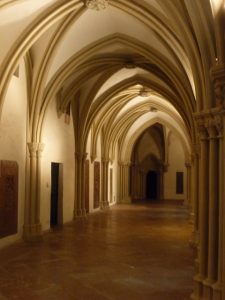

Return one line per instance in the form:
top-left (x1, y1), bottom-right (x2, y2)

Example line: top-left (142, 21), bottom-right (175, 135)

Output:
top-left (0, 203), bottom-right (194, 300)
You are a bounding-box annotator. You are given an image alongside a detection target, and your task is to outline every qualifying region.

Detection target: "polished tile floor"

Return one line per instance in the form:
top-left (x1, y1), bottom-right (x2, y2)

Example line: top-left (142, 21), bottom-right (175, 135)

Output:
top-left (0, 202), bottom-right (194, 300)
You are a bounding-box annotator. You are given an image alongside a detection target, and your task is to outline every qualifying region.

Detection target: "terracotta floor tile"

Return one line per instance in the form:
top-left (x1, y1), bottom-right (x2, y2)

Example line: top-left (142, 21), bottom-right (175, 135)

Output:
top-left (0, 202), bottom-right (194, 300)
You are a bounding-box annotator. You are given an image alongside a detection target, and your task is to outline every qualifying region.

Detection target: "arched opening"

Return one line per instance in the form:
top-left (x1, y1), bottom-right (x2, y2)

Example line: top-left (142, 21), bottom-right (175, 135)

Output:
top-left (2, 2), bottom-right (224, 300)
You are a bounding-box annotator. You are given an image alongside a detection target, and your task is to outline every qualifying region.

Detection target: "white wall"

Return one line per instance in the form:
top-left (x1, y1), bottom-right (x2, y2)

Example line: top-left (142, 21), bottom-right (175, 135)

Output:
top-left (164, 133), bottom-right (186, 200)
top-left (41, 99), bottom-right (75, 231)
top-left (138, 130), bottom-right (160, 163)
top-left (0, 60), bottom-right (27, 248)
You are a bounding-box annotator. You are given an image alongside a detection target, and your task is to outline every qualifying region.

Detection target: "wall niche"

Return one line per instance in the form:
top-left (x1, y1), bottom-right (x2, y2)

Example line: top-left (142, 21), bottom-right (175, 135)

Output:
top-left (0, 160), bottom-right (18, 238)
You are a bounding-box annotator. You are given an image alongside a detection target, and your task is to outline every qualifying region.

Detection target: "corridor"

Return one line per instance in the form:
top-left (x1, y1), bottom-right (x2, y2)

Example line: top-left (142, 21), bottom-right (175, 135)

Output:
top-left (0, 203), bottom-right (194, 300)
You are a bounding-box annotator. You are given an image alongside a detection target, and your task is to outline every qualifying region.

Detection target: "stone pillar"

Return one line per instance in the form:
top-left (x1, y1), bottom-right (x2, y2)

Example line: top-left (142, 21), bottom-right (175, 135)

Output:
top-left (190, 148), bottom-right (199, 228)
top-left (124, 162), bottom-right (131, 203)
top-left (211, 63), bottom-right (225, 300)
top-left (81, 153), bottom-right (88, 215)
top-left (74, 152), bottom-right (87, 218)
top-left (23, 142), bottom-right (44, 241)
top-left (117, 162), bottom-right (123, 203)
top-left (189, 147), bottom-right (200, 251)
top-left (193, 117), bottom-right (209, 298)
top-left (212, 113), bottom-right (224, 300)
top-left (203, 119), bottom-right (219, 298)
top-left (118, 162), bottom-right (131, 203)
top-left (185, 161), bottom-right (191, 208)
top-left (101, 158), bottom-right (109, 208)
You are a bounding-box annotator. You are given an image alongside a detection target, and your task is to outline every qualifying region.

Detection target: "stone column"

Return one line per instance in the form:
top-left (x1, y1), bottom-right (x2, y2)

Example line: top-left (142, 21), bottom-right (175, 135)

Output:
top-left (212, 113), bottom-right (224, 300)
top-left (118, 162), bottom-right (131, 203)
top-left (132, 163), bottom-right (138, 200)
top-left (211, 64), bottom-right (225, 300)
top-left (23, 142), bottom-right (44, 241)
top-left (81, 153), bottom-right (87, 215)
top-left (203, 119), bottom-right (219, 298)
top-left (124, 162), bottom-right (131, 203)
top-left (189, 148), bottom-right (200, 251)
top-left (101, 158), bottom-right (109, 208)
top-left (117, 162), bottom-right (123, 203)
top-left (74, 152), bottom-right (86, 218)
top-left (193, 118), bottom-right (209, 298)
top-left (190, 148), bottom-right (199, 229)
top-left (185, 161), bottom-right (191, 208)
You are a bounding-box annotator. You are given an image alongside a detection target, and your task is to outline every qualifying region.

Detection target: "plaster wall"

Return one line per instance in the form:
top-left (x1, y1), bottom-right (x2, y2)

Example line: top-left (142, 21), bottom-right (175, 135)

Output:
top-left (0, 62), bottom-right (27, 248)
top-left (41, 99), bottom-right (75, 231)
top-left (137, 131), bottom-right (160, 163)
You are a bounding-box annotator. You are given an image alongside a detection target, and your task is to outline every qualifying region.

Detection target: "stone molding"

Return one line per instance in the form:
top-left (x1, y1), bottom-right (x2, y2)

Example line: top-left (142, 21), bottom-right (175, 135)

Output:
top-left (118, 161), bottom-right (131, 167)
top-left (194, 110), bottom-right (223, 139)
top-left (75, 152), bottom-right (87, 161)
top-left (27, 142), bottom-right (45, 157)
top-left (101, 157), bottom-right (110, 163)
top-left (85, 0), bottom-right (109, 11)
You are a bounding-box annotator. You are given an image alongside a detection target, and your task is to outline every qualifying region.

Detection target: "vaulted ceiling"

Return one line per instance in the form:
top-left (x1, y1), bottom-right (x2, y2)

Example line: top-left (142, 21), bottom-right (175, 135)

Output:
top-left (0, 0), bottom-right (223, 159)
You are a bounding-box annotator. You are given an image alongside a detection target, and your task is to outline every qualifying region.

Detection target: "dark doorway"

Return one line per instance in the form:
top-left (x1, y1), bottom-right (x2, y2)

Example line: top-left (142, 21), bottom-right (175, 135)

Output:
top-left (51, 162), bottom-right (63, 227)
top-left (146, 170), bottom-right (158, 200)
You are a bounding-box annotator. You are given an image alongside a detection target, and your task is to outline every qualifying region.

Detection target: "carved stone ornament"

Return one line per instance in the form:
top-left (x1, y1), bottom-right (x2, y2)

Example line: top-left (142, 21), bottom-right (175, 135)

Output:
top-left (205, 115), bottom-right (218, 138)
top-left (211, 64), bottom-right (225, 108)
top-left (86, 0), bottom-right (109, 11)
top-left (214, 82), bottom-right (225, 107)
top-left (195, 117), bottom-right (208, 140)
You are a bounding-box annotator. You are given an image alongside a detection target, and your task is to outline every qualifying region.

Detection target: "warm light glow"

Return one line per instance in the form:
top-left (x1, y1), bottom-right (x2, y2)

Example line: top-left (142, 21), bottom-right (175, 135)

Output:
top-left (210, 0), bottom-right (224, 17)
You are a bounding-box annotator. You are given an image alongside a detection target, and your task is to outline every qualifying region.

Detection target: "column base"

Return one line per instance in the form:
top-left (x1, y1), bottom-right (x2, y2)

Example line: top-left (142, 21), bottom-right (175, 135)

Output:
top-left (203, 281), bottom-right (213, 300)
top-left (189, 212), bottom-right (195, 224)
top-left (193, 274), bottom-right (205, 299)
top-left (121, 196), bottom-right (132, 204)
top-left (23, 223), bottom-right (42, 241)
top-left (74, 209), bottom-right (84, 218)
top-left (212, 282), bottom-right (223, 300)
top-left (102, 201), bottom-right (110, 209)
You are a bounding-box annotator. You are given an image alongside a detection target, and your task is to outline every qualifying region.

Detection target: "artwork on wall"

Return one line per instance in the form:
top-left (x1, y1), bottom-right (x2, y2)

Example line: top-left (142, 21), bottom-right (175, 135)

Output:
top-left (85, 160), bottom-right (89, 213)
top-left (94, 161), bottom-right (100, 208)
top-left (0, 160), bottom-right (18, 238)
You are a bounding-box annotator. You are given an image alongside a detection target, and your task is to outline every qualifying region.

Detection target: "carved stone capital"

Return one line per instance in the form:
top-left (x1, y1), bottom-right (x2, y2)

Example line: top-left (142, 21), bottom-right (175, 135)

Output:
top-left (27, 142), bottom-right (39, 157)
top-left (90, 155), bottom-right (96, 163)
top-left (159, 161), bottom-right (169, 172)
top-left (185, 161), bottom-right (191, 168)
top-left (205, 116), bottom-right (218, 138)
top-left (195, 117), bottom-right (208, 140)
top-left (75, 152), bottom-right (87, 162)
top-left (101, 157), bottom-right (110, 164)
top-left (118, 161), bottom-right (130, 167)
top-left (214, 114), bottom-right (223, 137)
top-left (37, 143), bottom-right (45, 157)
top-left (85, 0), bottom-right (109, 11)
top-left (191, 143), bottom-right (200, 159)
